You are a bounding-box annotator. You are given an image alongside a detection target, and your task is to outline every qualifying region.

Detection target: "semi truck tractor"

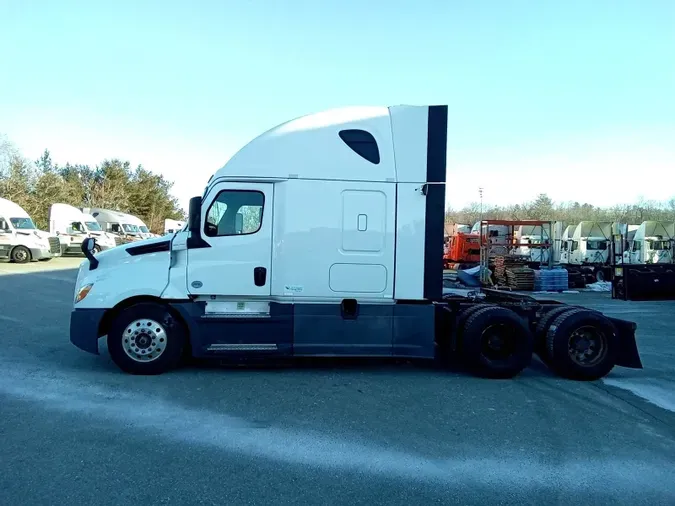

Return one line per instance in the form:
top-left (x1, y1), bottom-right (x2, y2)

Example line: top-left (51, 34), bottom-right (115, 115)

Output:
top-left (623, 221), bottom-right (674, 264)
top-left (49, 203), bottom-right (117, 255)
top-left (83, 208), bottom-right (144, 244)
top-left (559, 221), bottom-right (614, 282)
top-left (0, 197), bottom-right (60, 262)
top-left (69, 104), bottom-right (642, 381)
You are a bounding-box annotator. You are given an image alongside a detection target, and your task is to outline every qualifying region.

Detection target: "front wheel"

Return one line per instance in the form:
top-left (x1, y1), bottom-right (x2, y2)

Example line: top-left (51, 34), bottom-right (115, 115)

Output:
top-left (11, 245), bottom-right (31, 263)
top-left (107, 302), bottom-right (187, 375)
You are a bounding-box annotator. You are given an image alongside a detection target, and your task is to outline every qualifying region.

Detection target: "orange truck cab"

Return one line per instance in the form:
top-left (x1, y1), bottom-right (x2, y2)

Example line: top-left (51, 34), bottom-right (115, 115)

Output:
top-left (444, 233), bottom-right (481, 267)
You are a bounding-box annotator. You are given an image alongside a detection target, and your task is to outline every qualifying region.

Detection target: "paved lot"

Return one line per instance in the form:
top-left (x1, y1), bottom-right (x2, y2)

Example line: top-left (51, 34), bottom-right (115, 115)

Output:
top-left (1, 258), bottom-right (674, 505)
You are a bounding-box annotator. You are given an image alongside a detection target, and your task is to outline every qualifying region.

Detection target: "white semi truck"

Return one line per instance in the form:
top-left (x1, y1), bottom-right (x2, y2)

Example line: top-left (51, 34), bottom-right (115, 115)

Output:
top-left (622, 221), bottom-right (674, 264)
top-left (559, 221), bottom-right (614, 282)
top-left (164, 218), bottom-right (186, 235)
top-left (0, 197), bottom-right (60, 263)
top-left (82, 208), bottom-right (144, 244)
top-left (68, 104), bottom-right (643, 381)
top-left (124, 212), bottom-right (157, 240)
top-left (49, 203), bottom-right (117, 255)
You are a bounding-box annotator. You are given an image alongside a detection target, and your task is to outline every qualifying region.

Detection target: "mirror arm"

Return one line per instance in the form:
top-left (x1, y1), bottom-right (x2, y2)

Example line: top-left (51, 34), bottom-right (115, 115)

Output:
top-left (81, 238), bottom-right (99, 271)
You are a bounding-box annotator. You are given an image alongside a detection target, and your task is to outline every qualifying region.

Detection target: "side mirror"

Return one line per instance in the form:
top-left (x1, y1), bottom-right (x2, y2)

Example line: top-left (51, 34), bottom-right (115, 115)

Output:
top-left (188, 196), bottom-right (202, 235)
top-left (235, 212), bottom-right (244, 234)
top-left (81, 237), bottom-right (99, 270)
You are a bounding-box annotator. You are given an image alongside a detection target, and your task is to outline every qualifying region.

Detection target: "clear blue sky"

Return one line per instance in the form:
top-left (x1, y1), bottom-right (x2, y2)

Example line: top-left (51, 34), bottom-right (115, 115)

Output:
top-left (1, 0), bottom-right (673, 211)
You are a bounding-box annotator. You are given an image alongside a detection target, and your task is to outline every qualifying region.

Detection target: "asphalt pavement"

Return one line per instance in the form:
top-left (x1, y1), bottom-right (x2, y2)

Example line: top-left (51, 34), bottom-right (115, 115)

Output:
top-left (1, 258), bottom-right (674, 506)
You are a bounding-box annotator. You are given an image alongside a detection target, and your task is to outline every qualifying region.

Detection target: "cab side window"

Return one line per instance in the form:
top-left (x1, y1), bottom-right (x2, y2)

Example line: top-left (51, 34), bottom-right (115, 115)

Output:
top-left (204, 190), bottom-right (264, 237)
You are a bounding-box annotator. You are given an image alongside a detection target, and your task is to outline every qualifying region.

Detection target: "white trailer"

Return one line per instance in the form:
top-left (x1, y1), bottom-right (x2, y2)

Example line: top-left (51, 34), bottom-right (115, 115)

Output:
top-left (0, 197), bottom-right (60, 263)
top-left (49, 203), bottom-right (117, 255)
top-left (623, 221), bottom-right (675, 264)
top-left (68, 104), bottom-right (643, 381)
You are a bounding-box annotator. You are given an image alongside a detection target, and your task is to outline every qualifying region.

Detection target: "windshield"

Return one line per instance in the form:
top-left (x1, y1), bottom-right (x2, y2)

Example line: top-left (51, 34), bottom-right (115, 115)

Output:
top-left (139, 225), bottom-right (150, 233)
top-left (122, 224), bottom-right (140, 233)
top-left (10, 217), bottom-right (36, 230)
top-left (85, 221), bottom-right (102, 232)
top-left (649, 240), bottom-right (670, 251)
top-left (586, 240), bottom-right (608, 250)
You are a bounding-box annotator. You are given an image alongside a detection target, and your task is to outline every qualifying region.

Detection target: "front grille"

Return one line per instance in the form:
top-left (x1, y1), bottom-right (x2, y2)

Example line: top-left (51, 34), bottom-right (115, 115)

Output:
top-left (48, 237), bottom-right (61, 254)
top-left (114, 236), bottom-right (122, 246)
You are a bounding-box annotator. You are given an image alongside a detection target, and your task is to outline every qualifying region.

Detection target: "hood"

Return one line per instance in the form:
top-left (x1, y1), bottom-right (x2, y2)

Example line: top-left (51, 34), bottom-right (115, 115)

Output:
top-left (34, 229), bottom-right (56, 240)
top-left (95, 234), bottom-right (170, 261)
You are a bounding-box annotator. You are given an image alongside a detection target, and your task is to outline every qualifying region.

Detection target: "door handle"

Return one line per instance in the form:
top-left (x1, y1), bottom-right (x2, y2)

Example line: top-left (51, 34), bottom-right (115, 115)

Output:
top-left (254, 267), bottom-right (267, 287)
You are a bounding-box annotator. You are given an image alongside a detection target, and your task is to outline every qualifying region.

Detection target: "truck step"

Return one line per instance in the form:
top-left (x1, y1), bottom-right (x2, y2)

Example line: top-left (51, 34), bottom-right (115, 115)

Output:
top-left (201, 312), bottom-right (270, 319)
top-left (206, 343), bottom-right (278, 352)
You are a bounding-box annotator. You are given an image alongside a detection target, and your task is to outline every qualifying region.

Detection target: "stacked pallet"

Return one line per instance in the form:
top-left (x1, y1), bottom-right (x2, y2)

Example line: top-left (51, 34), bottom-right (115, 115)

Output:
top-left (505, 268), bottom-right (535, 290)
top-left (493, 255), bottom-right (529, 285)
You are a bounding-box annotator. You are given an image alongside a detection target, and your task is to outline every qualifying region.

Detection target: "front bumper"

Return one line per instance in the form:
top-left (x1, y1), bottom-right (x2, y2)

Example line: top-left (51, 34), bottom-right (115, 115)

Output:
top-left (70, 308), bottom-right (107, 355)
top-left (30, 247), bottom-right (53, 260)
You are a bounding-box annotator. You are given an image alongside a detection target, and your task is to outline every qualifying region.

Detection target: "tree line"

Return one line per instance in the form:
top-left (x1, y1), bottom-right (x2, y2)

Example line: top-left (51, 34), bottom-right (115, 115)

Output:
top-left (446, 193), bottom-right (675, 227)
top-left (0, 135), bottom-right (185, 233)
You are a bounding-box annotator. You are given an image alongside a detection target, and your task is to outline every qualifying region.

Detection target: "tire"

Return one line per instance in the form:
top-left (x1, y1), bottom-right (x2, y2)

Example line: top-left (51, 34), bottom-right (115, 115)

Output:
top-left (107, 302), bottom-right (187, 375)
top-left (458, 306), bottom-right (534, 379)
top-left (545, 309), bottom-right (618, 380)
top-left (534, 306), bottom-right (580, 358)
top-left (10, 245), bottom-right (31, 263)
top-left (594, 268), bottom-right (605, 283)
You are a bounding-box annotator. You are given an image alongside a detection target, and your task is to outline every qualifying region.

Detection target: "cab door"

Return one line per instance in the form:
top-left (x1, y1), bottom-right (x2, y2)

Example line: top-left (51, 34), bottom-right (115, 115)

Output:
top-left (187, 182), bottom-right (273, 297)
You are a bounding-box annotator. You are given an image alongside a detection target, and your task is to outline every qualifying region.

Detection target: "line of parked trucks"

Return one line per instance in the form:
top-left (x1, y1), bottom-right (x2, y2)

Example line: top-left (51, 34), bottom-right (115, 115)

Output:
top-left (0, 197), bottom-right (185, 263)
top-left (444, 219), bottom-right (675, 284)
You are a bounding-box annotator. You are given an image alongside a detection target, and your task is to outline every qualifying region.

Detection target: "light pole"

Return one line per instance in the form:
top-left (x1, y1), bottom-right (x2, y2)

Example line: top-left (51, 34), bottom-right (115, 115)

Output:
top-left (479, 187), bottom-right (484, 224)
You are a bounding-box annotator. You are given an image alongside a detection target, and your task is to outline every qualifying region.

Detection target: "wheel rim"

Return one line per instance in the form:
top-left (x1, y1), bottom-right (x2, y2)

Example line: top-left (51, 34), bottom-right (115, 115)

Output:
top-left (14, 249), bottom-right (28, 262)
top-left (596, 270), bottom-right (605, 282)
top-left (123, 319), bottom-right (167, 363)
top-left (480, 323), bottom-right (517, 361)
top-left (567, 325), bottom-right (607, 366)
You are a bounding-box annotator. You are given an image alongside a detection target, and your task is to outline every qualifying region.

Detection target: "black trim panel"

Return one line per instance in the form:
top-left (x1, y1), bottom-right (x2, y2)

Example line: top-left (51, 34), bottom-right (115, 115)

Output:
top-left (423, 105), bottom-right (448, 300)
top-left (127, 240), bottom-right (171, 256)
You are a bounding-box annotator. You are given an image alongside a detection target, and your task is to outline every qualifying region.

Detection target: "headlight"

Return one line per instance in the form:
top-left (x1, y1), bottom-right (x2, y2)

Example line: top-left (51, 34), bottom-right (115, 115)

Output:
top-left (75, 283), bottom-right (94, 303)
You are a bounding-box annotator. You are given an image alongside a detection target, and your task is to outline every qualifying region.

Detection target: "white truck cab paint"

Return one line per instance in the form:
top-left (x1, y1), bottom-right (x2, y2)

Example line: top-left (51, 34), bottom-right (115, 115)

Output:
top-left (0, 197), bottom-right (60, 263)
top-left (68, 104), bottom-right (644, 382)
top-left (49, 203), bottom-right (117, 255)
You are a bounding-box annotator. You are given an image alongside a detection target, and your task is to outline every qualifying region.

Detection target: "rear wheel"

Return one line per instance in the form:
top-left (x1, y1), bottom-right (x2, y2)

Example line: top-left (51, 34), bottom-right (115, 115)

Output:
top-left (458, 306), bottom-right (533, 378)
top-left (594, 268), bottom-right (606, 282)
top-left (10, 245), bottom-right (31, 263)
top-left (534, 306), bottom-right (579, 361)
top-left (107, 302), bottom-right (187, 375)
top-left (545, 309), bottom-right (618, 380)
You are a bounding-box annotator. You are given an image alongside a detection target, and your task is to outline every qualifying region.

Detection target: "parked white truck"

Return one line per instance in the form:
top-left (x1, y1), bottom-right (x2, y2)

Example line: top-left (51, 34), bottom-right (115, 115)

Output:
top-left (82, 208), bottom-right (144, 244)
top-left (559, 221), bottom-right (613, 282)
top-left (124, 212), bottom-right (157, 240)
top-left (623, 221), bottom-right (674, 264)
top-left (49, 203), bottom-right (117, 255)
top-left (512, 224), bottom-right (551, 264)
top-left (68, 104), bottom-right (643, 382)
top-left (0, 197), bottom-right (60, 263)
top-left (164, 218), bottom-right (186, 235)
